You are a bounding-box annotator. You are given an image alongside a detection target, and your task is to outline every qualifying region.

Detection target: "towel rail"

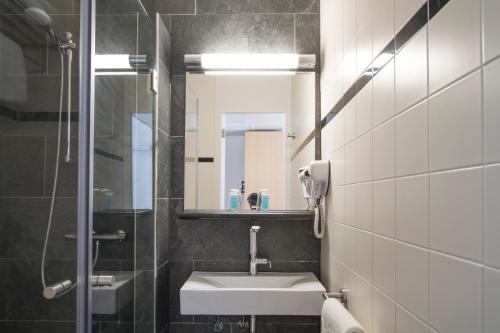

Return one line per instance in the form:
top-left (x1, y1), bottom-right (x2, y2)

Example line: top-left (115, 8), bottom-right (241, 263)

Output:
top-left (323, 288), bottom-right (351, 309)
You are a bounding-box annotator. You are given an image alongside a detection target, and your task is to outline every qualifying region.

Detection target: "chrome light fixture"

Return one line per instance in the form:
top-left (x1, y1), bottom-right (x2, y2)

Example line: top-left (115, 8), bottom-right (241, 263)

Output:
top-left (185, 53), bottom-right (316, 75)
top-left (95, 54), bottom-right (150, 75)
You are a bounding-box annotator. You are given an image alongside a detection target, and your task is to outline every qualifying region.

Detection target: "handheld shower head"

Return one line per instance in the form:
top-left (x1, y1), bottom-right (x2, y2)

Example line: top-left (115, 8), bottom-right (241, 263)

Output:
top-left (24, 7), bottom-right (52, 26)
top-left (24, 6), bottom-right (58, 42)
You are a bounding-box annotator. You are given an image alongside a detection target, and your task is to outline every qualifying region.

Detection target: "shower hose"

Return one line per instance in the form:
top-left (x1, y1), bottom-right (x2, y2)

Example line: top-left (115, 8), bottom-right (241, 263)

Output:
top-left (40, 52), bottom-right (98, 298)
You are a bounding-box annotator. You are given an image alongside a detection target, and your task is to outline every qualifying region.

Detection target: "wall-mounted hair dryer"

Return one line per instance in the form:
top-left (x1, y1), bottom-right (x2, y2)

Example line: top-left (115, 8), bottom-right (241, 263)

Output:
top-left (298, 160), bottom-right (330, 238)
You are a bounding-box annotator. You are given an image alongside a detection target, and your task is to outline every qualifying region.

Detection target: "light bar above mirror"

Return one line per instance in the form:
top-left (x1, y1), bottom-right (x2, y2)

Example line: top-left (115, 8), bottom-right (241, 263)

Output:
top-left (185, 53), bottom-right (316, 74)
top-left (95, 54), bottom-right (151, 75)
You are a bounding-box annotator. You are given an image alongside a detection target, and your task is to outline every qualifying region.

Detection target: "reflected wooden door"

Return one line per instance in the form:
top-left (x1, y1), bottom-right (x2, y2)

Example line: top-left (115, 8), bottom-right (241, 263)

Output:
top-left (244, 131), bottom-right (285, 210)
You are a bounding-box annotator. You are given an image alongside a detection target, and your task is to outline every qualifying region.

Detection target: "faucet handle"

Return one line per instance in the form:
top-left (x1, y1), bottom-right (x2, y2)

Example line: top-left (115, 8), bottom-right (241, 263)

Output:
top-left (251, 226), bottom-right (260, 232)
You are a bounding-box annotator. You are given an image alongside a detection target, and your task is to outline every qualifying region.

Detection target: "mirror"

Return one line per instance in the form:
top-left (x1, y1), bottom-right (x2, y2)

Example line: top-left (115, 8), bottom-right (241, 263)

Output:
top-left (184, 72), bottom-right (316, 211)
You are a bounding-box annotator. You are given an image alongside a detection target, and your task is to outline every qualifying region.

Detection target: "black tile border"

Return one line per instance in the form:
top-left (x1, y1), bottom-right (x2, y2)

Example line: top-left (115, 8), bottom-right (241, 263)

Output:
top-left (94, 148), bottom-right (124, 162)
top-left (291, 0), bottom-right (450, 160)
top-left (198, 157), bottom-right (214, 163)
top-left (0, 107), bottom-right (79, 122)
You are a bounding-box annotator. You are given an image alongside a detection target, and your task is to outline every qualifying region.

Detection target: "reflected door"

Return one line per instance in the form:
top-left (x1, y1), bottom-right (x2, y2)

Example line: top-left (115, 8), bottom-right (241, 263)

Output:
top-left (244, 131), bottom-right (285, 210)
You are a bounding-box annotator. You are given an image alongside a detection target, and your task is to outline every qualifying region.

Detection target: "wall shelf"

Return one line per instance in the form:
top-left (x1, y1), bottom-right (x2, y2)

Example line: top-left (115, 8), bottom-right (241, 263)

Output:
top-left (178, 209), bottom-right (314, 220)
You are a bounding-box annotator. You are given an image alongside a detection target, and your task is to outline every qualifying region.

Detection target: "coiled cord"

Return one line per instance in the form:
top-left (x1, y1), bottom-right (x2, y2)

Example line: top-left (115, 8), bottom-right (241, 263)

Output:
top-left (313, 203), bottom-right (325, 239)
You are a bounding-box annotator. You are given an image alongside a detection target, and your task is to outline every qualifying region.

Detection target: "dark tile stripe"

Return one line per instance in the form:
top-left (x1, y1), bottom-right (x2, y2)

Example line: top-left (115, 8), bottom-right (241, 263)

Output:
top-left (395, 4), bottom-right (428, 51)
top-left (429, 0), bottom-right (450, 19)
top-left (0, 107), bottom-right (79, 122)
top-left (292, 0), bottom-right (451, 160)
top-left (198, 157), bottom-right (214, 163)
top-left (290, 130), bottom-right (315, 160)
top-left (94, 148), bottom-right (124, 162)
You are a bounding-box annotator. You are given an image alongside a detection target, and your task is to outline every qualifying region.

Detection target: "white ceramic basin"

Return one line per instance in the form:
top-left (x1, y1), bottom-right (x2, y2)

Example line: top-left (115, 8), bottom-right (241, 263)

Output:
top-left (180, 271), bottom-right (326, 315)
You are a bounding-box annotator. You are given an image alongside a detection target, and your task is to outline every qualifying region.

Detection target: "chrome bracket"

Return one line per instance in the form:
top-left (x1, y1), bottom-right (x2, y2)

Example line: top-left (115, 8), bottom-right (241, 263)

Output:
top-left (323, 288), bottom-right (351, 309)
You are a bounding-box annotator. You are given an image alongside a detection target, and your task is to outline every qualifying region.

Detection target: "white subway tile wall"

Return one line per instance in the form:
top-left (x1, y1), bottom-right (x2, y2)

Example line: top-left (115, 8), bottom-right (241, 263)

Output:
top-left (320, 0), bottom-right (500, 332)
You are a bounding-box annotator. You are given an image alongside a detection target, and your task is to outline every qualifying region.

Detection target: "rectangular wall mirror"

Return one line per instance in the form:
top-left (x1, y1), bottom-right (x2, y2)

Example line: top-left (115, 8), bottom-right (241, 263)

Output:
top-left (184, 72), bottom-right (316, 212)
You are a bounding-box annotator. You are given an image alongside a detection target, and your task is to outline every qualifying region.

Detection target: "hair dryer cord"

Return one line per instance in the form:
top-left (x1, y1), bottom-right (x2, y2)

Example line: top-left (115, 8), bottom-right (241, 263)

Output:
top-left (313, 203), bottom-right (325, 238)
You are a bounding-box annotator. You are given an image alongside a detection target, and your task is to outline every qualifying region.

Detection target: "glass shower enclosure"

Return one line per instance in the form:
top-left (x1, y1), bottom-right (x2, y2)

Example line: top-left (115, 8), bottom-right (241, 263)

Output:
top-left (0, 0), bottom-right (158, 332)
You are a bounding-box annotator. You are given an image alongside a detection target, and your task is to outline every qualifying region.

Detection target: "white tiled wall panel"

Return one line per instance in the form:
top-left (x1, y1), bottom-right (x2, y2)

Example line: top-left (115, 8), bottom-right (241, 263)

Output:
top-left (428, 0), bottom-right (481, 93)
top-left (355, 229), bottom-right (372, 282)
top-left (429, 71), bottom-right (482, 171)
top-left (373, 119), bottom-right (395, 180)
top-left (345, 184), bottom-right (357, 226)
top-left (356, 181), bottom-right (373, 231)
top-left (395, 305), bottom-right (428, 333)
top-left (373, 59), bottom-right (395, 127)
top-left (357, 0), bottom-right (373, 76)
top-left (395, 242), bottom-right (429, 322)
top-left (373, 0), bottom-right (394, 56)
top-left (357, 82), bottom-right (373, 136)
top-left (485, 165), bottom-right (500, 269)
top-left (484, 58), bottom-right (500, 164)
top-left (373, 179), bottom-right (395, 237)
top-left (395, 28), bottom-right (427, 114)
top-left (320, 0), bottom-right (500, 331)
top-left (429, 253), bottom-right (482, 333)
top-left (395, 174), bottom-right (429, 247)
top-left (483, 0), bottom-right (500, 62)
top-left (373, 235), bottom-right (396, 299)
top-left (395, 101), bottom-right (428, 176)
top-left (429, 167), bottom-right (483, 261)
top-left (485, 267), bottom-right (500, 333)
top-left (356, 131), bottom-right (373, 182)
top-left (373, 288), bottom-right (395, 333)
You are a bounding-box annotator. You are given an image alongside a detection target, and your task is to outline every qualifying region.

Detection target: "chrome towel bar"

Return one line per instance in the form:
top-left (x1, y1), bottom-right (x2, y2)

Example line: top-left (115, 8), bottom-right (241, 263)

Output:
top-left (65, 230), bottom-right (127, 241)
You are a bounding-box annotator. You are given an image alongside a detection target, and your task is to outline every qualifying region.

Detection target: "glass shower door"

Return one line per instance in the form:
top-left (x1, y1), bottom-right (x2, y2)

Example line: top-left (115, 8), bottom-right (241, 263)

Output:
top-left (0, 0), bottom-right (83, 331)
top-left (91, 1), bottom-right (156, 332)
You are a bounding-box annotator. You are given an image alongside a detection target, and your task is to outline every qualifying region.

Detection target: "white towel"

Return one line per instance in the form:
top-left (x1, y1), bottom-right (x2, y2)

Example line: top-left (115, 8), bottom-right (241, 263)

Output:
top-left (321, 298), bottom-right (366, 333)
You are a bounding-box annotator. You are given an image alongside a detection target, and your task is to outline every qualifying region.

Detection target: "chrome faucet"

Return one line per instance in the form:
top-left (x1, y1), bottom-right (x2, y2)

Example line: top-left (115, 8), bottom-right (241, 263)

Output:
top-left (249, 226), bottom-right (271, 275)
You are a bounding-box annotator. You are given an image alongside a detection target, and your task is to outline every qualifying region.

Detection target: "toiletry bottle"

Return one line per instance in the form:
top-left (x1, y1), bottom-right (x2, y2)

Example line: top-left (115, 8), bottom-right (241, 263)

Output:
top-left (229, 188), bottom-right (241, 211)
top-left (102, 191), bottom-right (114, 210)
top-left (258, 189), bottom-right (270, 211)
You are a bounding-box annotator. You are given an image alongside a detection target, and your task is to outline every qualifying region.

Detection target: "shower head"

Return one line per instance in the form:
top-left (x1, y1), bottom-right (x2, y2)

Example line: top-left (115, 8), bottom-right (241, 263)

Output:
top-left (24, 6), bottom-right (59, 42)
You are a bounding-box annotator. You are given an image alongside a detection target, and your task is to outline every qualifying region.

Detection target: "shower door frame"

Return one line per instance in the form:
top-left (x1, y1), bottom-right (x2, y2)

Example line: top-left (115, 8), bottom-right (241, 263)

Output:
top-left (77, 0), bottom-right (95, 332)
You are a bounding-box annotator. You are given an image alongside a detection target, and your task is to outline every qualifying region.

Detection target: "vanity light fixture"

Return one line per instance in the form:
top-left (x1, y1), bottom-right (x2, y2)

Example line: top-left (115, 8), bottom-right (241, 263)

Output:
top-left (205, 70), bottom-right (296, 76)
top-left (95, 54), bottom-right (150, 75)
top-left (185, 53), bottom-right (316, 74)
top-left (202, 54), bottom-right (298, 70)
top-left (95, 54), bottom-right (132, 70)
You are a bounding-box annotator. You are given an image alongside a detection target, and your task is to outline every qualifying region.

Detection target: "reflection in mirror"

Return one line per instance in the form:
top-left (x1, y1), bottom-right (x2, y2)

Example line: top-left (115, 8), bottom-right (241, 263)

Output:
top-left (93, 74), bottom-right (154, 212)
top-left (184, 73), bottom-right (316, 211)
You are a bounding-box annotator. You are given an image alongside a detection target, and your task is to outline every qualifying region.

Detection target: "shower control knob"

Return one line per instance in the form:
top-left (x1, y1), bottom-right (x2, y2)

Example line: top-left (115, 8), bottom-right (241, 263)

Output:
top-left (43, 280), bottom-right (72, 299)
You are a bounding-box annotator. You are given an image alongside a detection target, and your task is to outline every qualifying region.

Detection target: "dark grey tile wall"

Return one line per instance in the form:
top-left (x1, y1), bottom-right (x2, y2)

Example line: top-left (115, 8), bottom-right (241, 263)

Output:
top-left (146, 1), bottom-right (321, 332)
top-left (167, 217), bottom-right (321, 332)
top-left (155, 13), bottom-right (172, 333)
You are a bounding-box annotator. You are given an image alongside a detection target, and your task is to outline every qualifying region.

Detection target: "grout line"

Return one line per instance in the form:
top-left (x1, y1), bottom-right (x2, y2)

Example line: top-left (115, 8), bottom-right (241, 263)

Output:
top-left (426, 2), bottom-right (432, 326)
top-left (480, 1), bottom-right (486, 332)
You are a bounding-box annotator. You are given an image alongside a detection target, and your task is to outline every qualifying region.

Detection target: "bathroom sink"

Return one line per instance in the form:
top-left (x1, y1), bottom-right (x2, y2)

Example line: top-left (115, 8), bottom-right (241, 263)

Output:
top-left (180, 272), bottom-right (326, 315)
